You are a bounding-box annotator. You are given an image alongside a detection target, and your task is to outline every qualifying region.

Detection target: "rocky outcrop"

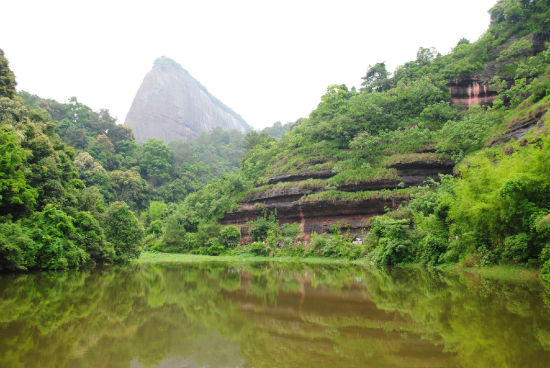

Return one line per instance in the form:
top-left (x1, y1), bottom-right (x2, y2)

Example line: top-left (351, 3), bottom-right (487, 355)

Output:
top-left (267, 170), bottom-right (334, 185)
top-left (242, 179), bottom-right (402, 206)
top-left (387, 159), bottom-right (455, 186)
top-left (125, 57), bottom-right (249, 144)
top-left (449, 78), bottom-right (499, 108)
top-left (224, 159), bottom-right (455, 239)
top-left (222, 196), bottom-right (408, 236)
top-left (489, 110), bottom-right (546, 146)
top-left (532, 32), bottom-right (550, 54)
top-left (449, 32), bottom-right (550, 108)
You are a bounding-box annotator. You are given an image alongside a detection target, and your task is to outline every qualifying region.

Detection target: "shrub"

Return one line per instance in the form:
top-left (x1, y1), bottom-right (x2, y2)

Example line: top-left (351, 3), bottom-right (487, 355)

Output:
top-left (417, 234), bottom-right (447, 265)
top-left (206, 238), bottom-right (226, 255)
top-left (32, 205), bottom-right (89, 269)
top-left (501, 233), bottom-right (530, 263)
top-left (0, 221), bottom-right (36, 271)
top-left (249, 217), bottom-right (271, 241)
top-left (72, 211), bottom-right (114, 264)
top-left (103, 201), bottom-right (143, 262)
top-left (220, 225), bottom-right (241, 246)
top-left (540, 260), bottom-right (550, 282)
top-left (282, 223), bottom-right (300, 238)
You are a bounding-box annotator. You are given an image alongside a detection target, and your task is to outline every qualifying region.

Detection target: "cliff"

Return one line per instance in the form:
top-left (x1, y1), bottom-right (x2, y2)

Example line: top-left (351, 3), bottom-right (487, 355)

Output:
top-left (449, 32), bottom-right (550, 108)
top-left (125, 57), bottom-right (249, 144)
top-left (222, 158), bottom-right (454, 239)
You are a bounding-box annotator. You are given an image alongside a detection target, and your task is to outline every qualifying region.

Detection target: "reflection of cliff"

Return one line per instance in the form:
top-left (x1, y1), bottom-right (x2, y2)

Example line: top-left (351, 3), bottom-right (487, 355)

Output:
top-left (1, 263), bottom-right (549, 368)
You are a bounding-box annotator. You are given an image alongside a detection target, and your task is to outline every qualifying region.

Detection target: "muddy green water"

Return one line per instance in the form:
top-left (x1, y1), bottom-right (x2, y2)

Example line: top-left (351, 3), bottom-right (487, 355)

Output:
top-left (1, 262), bottom-right (549, 368)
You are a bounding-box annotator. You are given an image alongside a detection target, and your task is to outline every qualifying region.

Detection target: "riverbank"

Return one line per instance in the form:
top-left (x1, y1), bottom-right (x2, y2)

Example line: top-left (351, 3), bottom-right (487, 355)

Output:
top-left (137, 252), bottom-right (542, 281)
top-left (136, 251), bottom-right (361, 265)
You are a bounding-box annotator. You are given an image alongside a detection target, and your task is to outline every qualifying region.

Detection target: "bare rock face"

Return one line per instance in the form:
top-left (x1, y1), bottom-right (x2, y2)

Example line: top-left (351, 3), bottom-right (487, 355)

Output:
top-left (125, 57), bottom-right (249, 143)
top-left (449, 78), bottom-right (499, 108)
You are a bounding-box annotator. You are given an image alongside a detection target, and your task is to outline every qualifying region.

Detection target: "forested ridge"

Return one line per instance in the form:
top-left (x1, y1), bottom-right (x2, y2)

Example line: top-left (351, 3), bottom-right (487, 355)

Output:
top-left (1, 0), bottom-right (550, 279)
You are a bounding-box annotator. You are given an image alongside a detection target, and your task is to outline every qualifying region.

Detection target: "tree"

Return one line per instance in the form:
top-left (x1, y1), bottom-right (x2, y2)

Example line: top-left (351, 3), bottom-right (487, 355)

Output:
top-left (361, 62), bottom-right (391, 93)
top-left (0, 49), bottom-right (16, 99)
top-left (109, 170), bottom-right (148, 210)
top-left (243, 130), bottom-right (272, 150)
top-left (0, 221), bottom-right (36, 271)
top-left (139, 138), bottom-right (174, 187)
top-left (0, 129), bottom-right (38, 216)
top-left (220, 225), bottom-right (241, 246)
top-left (103, 201), bottom-right (143, 262)
top-left (107, 125), bottom-right (135, 149)
top-left (64, 126), bottom-right (88, 149)
top-left (72, 211), bottom-right (114, 264)
top-left (32, 205), bottom-right (89, 269)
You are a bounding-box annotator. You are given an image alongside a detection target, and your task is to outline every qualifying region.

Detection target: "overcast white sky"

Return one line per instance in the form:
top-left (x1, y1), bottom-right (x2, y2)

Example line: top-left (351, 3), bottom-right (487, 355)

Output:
top-left (1, 0), bottom-right (497, 129)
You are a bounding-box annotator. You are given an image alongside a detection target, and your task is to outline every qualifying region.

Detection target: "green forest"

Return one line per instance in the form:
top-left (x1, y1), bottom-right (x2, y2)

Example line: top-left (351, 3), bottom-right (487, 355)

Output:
top-left (1, 0), bottom-right (550, 279)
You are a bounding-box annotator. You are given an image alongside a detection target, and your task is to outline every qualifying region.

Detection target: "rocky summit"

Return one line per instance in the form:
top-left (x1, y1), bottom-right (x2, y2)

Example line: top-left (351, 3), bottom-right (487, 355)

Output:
top-left (125, 57), bottom-right (249, 144)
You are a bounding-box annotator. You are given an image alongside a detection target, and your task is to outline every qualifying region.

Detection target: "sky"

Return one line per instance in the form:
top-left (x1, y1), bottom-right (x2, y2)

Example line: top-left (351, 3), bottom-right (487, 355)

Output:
top-left (1, 0), bottom-right (498, 129)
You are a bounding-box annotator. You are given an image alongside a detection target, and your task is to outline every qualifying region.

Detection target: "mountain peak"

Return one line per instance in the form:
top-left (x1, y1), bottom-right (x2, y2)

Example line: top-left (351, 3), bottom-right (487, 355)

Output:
top-left (125, 57), bottom-right (249, 144)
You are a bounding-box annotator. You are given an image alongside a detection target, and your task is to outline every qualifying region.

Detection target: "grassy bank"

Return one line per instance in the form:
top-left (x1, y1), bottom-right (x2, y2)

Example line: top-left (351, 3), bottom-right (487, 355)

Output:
top-left (440, 264), bottom-right (541, 281)
top-left (137, 251), bottom-right (364, 265)
top-left (137, 252), bottom-right (542, 281)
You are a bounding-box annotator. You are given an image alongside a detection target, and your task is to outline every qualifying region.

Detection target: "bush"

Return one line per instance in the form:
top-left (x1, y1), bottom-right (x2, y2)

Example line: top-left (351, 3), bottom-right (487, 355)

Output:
top-left (32, 205), bottom-right (89, 269)
top-left (417, 234), bottom-right (447, 265)
top-left (249, 217), bottom-right (271, 241)
top-left (244, 241), bottom-right (271, 256)
top-left (282, 223), bottom-right (300, 238)
top-left (220, 225), bottom-right (241, 246)
top-left (366, 216), bottom-right (414, 265)
top-left (103, 201), bottom-right (143, 262)
top-left (0, 221), bottom-right (36, 271)
top-left (376, 238), bottom-right (412, 266)
top-left (501, 233), bottom-right (530, 263)
top-left (206, 238), bottom-right (226, 256)
top-left (72, 211), bottom-right (114, 264)
top-left (540, 260), bottom-right (550, 282)
top-left (306, 232), bottom-right (361, 259)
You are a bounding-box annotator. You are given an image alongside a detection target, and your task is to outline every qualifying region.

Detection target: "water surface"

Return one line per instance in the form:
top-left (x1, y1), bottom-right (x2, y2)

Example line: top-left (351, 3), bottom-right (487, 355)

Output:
top-left (1, 262), bottom-right (549, 367)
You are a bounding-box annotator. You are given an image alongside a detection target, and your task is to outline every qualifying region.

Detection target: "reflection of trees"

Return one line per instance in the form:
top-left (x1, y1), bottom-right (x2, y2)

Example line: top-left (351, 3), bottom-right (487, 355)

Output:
top-left (363, 268), bottom-right (550, 368)
top-left (0, 263), bottom-right (549, 367)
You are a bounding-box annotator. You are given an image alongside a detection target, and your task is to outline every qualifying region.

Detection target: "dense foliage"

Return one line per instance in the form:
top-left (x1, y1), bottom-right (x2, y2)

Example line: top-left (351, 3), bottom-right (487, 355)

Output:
top-left (0, 50), bottom-right (262, 270)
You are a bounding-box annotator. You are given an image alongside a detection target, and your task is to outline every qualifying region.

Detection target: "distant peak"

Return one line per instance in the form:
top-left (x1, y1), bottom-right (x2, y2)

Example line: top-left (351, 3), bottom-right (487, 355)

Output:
top-left (153, 56), bottom-right (185, 72)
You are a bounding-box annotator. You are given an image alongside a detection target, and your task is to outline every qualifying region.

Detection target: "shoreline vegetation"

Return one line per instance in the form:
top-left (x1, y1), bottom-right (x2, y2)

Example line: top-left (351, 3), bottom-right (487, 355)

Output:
top-left (137, 251), bottom-right (541, 281)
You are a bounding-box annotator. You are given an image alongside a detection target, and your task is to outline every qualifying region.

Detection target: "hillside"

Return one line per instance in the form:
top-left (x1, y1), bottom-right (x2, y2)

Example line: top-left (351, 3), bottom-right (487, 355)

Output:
top-left (146, 0), bottom-right (550, 278)
top-left (125, 57), bottom-right (250, 144)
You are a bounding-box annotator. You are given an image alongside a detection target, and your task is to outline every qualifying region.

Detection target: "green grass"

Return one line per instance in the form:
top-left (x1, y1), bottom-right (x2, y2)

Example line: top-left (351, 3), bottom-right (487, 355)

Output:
top-left (439, 263), bottom-right (540, 282)
top-left (298, 187), bottom-right (424, 203)
top-left (137, 252), bottom-right (542, 282)
top-left (382, 152), bottom-right (452, 167)
top-left (137, 251), bottom-right (367, 265)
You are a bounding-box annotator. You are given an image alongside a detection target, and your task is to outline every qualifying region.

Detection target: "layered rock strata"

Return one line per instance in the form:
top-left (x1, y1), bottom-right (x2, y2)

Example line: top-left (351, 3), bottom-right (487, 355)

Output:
top-left (489, 110), bottom-right (546, 146)
top-left (222, 159), bottom-right (454, 239)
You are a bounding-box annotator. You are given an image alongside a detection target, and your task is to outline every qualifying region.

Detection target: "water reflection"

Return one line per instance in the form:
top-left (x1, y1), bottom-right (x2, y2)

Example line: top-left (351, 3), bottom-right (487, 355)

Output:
top-left (0, 262), bottom-right (549, 367)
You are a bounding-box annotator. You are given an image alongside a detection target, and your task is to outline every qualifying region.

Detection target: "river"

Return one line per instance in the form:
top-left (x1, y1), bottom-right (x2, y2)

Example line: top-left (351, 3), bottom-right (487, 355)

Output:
top-left (0, 261), bottom-right (549, 367)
